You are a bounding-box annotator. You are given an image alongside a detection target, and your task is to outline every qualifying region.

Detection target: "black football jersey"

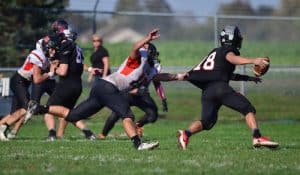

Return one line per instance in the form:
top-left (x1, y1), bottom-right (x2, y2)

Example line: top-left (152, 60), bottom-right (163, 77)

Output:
top-left (59, 41), bottom-right (84, 82)
top-left (187, 45), bottom-right (240, 89)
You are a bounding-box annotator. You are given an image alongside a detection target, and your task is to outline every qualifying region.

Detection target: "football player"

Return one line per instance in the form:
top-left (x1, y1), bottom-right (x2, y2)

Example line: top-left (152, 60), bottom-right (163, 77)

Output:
top-left (0, 40), bottom-right (55, 141)
top-left (156, 25), bottom-right (279, 149)
top-left (7, 20), bottom-right (91, 141)
top-left (38, 28), bottom-right (96, 140)
top-left (98, 42), bottom-right (168, 139)
top-left (30, 28), bottom-right (161, 150)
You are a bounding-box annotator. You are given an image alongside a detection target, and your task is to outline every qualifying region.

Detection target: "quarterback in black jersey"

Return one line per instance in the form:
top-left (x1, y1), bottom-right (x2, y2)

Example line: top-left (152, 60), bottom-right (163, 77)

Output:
top-left (156, 25), bottom-right (278, 149)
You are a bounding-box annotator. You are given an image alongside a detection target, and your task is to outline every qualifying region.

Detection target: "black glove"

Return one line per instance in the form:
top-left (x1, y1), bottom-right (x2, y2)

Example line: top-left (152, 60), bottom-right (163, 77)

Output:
top-left (248, 76), bottom-right (262, 84)
top-left (162, 99), bottom-right (168, 112)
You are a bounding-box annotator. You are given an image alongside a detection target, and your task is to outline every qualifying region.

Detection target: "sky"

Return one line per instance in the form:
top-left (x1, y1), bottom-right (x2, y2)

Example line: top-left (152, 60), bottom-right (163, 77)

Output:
top-left (67, 0), bottom-right (281, 15)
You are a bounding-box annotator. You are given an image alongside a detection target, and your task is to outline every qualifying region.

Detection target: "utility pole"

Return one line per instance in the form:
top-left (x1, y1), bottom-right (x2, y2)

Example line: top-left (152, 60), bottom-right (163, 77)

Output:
top-left (93, 0), bottom-right (100, 34)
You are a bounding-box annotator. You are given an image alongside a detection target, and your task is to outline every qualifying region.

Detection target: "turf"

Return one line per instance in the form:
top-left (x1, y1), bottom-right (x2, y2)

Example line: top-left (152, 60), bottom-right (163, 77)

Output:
top-left (0, 119), bottom-right (299, 175)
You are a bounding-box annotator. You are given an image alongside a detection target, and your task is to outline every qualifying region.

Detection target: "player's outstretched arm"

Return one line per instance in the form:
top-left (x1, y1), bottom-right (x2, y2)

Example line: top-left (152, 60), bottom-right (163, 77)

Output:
top-left (153, 72), bottom-right (188, 82)
top-left (129, 28), bottom-right (160, 59)
top-left (231, 73), bottom-right (262, 83)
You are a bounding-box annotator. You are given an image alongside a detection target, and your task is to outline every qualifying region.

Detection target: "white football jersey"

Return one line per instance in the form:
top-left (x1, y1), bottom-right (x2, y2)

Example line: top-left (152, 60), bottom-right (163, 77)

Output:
top-left (18, 49), bottom-right (49, 80)
top-left (103, 49), bottom-right (150, 91)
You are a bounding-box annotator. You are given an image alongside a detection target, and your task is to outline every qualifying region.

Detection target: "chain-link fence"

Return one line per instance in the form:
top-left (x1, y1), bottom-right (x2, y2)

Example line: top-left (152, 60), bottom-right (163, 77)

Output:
top-left (1, 8), bottom-right (300, 119)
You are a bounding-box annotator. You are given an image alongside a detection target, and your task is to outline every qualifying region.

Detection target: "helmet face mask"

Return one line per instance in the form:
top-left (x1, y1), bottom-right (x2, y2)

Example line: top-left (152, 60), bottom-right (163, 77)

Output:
top-left (220, 25), bottom-right (243, 49)
top-left (146, 42), bottom-right (160, 67)
top-left (51, 19), bottom-right (68, 33)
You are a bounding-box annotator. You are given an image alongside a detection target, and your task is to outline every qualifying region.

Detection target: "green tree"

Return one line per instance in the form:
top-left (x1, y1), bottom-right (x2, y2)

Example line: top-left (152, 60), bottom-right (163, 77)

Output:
top-left (278, 0), bottom-right (300, 16)
top-left (0, 0), bottom-right (68, 67)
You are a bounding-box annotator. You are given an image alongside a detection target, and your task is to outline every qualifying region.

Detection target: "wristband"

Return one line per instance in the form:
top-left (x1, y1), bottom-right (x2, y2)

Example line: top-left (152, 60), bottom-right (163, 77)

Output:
top-left (47, 72), bottom-right (54, 77)
top-left (88, 67), bottom-right (93, 72)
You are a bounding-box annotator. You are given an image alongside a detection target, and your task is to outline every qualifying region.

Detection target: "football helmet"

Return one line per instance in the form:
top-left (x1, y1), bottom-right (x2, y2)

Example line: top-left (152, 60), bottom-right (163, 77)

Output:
top-left (220, 25), bottom-right (243, 49)
top-left (63, 27), bottom-right (77, 41)
top-left (51, 19), bottom-right (68, 33)
top-left (146, 42), bottom-right (160, 67)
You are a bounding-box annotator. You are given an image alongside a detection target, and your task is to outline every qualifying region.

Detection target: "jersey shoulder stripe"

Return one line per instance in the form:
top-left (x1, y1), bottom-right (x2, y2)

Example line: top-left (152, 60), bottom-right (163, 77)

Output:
top-left (120, 57), bottom-right (141, 75)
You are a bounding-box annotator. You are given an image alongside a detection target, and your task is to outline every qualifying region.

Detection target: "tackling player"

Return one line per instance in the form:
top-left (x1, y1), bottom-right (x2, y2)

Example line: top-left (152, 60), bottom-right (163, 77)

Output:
top-left (30, 28), bottom-right (161, 150)
top-left (98, 43), bottom-right (168, 139)
top-left (0, 41), bottom-right (55, 141)
top-left (156, 25), bottom-right (279, 149)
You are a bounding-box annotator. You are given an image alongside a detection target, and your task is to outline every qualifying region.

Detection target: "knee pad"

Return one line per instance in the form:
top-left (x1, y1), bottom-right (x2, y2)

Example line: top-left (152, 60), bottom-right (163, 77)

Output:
top-left (201, 119), bottom-right (216, 130)
top-left (241, 104), bottom-right (256, 116)
top-left (65, 114), bottom-right (78, 123)
top-left (146, 111), bottom-right (158, 123)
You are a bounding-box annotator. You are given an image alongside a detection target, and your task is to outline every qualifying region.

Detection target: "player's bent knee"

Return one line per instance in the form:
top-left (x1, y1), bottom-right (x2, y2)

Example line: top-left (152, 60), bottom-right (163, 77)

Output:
top-left (241, 105), bottom-right (256, 116)
top-left (201, 120), bottom-right (216, 130)
top-left (145, 110), bottom-right (158, 123)
top-left (65, 114), bottom-right (79, 123)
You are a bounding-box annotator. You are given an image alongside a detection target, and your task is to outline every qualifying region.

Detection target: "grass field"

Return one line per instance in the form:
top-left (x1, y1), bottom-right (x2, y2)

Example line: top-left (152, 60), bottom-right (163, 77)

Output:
top-left (1, 85), bottom-right (299, 174)
top-left (81, 41), bottom-right (300, 66)
top-left (1, 40), bottom-right (299, 174)
top-left (0, 119), bottom-right (299, 175)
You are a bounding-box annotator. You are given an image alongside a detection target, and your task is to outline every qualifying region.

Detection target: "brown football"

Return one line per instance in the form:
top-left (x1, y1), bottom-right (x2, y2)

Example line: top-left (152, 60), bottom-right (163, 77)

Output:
top-left (252, 57), bottom-right (270, 77)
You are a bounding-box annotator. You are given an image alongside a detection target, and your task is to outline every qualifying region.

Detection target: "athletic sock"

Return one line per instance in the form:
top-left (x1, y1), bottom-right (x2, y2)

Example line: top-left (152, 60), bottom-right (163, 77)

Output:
top-left (49, 129), bottom-right (56, 137)
top-left (40, 105), bottom-right (49, 114)
top-left (82, 129), bottom-right (93, 138)
top-left (131, 135), bottom-right (142, 149)
top-left (185, 130), bottom-right (192, 137)
top-left (252, 128), bottom-right (262, 138)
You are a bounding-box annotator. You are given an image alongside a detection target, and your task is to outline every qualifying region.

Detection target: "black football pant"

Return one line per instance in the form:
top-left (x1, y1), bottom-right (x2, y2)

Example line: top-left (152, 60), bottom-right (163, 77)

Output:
top-left (31, 79), bottom-right (56, 103)
top-left (102, 91), bottom-right (158, 136)
top-left (10, 73), bottom-right (31, 113)
top-left (66, 79), bottom-right (132, 123)
top-left (201, 81), bottom-right (256, 130)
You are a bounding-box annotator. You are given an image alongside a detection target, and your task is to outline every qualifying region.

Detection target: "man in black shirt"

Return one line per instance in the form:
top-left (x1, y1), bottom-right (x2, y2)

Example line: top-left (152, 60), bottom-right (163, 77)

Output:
top-left (156, 25), bottom-right (279, 149)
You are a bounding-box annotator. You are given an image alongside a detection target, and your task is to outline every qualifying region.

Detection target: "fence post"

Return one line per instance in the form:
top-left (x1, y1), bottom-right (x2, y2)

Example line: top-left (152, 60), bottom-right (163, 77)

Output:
top-left (214, 14), bottom-right (218, 47)
top-left (92, 0), bottom-right (100, 34)
top-left (240, 65), bottom-right (246, 95)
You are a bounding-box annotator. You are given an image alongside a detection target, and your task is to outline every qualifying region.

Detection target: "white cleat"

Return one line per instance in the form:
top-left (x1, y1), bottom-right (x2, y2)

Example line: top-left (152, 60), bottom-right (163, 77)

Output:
top-left (176, 130), bottom-right (189, 150)
top-left (253, 136), bottom-right (279, 148)
top-left (0, 124), bottom-right (9, 141)
top-left (137, 141), bottom-right (159, 150)
top-left (7, 131), bottom-right (16, 139)
top-left (24, 100), bottom-right (36, 124)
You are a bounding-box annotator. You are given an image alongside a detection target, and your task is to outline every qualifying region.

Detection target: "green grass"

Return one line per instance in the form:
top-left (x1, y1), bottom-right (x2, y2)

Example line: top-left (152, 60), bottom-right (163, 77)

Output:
top-left (1, 83), bottom-right (299, 174)
top-left (0, 119), bottom-right (299, 175)
top-left (80, 41), bottom-right (300, 66)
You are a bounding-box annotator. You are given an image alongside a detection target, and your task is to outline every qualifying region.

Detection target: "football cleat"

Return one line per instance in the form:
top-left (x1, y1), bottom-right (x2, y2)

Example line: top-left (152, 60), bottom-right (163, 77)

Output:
top-left (7, 131), bottom-right (16, 139)
top-left (137, 141), bottom-right (159, 150)
top-left (176, 130), bottom-right (189, 150)
top-left (86, 134), bottom-right (97, 141)
top-left (24, 100), bottom-right (37, 123)
top-left (253, 136), bottom-right (279, 148)
top-left (0, 124), bottom-right (9, 141)
top-left (46, 135), bottom-right (57, 142)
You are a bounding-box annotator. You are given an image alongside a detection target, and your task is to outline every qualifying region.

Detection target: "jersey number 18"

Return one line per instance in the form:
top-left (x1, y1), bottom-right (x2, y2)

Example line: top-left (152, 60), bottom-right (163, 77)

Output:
top-left (193, 51), bottom-right (216, 71)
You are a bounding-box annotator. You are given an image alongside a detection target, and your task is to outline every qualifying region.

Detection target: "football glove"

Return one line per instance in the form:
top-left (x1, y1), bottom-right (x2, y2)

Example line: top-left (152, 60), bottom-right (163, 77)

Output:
top-left (162, 99), bottom-right (168, 112)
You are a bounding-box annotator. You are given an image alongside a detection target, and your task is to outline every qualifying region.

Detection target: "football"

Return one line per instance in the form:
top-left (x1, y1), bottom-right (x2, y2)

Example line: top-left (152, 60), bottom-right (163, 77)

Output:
top-left (252, 57), bottom-right (270, 77)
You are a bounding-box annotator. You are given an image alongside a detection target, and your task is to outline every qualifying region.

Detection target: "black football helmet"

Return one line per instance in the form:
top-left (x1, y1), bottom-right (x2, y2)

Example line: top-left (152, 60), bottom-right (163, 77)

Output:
top-left (147, 42), bottom-right (160, 67)
top-left (51, 19), bottom-right (68, 33)
top-left (220, 25), bottom-right (243, 49)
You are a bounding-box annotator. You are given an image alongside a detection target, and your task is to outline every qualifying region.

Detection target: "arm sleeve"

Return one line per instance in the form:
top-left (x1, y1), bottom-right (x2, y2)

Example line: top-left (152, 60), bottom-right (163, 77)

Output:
top-left (153, 80), bottom-right (166, 100)
top-left (230, 73), bottom-right (250, 81)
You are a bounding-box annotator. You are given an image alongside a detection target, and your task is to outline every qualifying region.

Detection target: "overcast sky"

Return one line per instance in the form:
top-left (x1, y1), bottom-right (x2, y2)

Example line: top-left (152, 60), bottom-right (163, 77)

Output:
top-left (68, 0), bottom-right (281, 15)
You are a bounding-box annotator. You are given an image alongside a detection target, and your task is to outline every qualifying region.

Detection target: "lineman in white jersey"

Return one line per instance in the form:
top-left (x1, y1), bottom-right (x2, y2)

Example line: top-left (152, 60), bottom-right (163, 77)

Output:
top-left (31, 28), bottom-right (161, 150)
top-left (0, 47), bottom-right (55, 141)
